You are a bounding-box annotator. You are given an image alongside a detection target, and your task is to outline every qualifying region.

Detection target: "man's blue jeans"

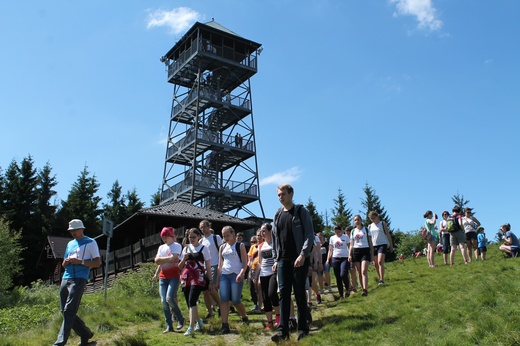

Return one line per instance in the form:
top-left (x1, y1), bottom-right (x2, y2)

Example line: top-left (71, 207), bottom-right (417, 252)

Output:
top-left (277, 257), bottom-right (310, 335)
top-left (159, 278), bottom-right (184, 327)
top-left (54, 278), bottom-right (92, 346)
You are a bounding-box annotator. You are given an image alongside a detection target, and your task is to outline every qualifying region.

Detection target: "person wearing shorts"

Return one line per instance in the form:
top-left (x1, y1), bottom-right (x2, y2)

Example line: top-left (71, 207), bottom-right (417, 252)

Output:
top-left (462, 207), bottom-right (481, 262)
top-left (368, 211), bottom-right (394, 283)
top-left (499, 223), bottom-right (520, 257)
top-left (449, 206), bottom-right (469, 266)
top-left (348, 215), bottom-right (373, 296)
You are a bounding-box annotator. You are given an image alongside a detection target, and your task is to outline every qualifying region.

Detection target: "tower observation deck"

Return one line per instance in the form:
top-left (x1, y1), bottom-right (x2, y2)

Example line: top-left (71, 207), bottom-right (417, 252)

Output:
top-left (159, 21), bottom-right (265, 219)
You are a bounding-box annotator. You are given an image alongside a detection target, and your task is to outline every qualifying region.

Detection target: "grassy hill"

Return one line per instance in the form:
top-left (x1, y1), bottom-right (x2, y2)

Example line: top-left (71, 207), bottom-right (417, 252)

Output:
top-left (1, 244), bottom-right (519, 346)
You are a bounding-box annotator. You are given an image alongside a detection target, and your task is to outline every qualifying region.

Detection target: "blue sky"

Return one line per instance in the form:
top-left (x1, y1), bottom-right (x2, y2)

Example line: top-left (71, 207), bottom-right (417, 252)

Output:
top-left (1, 1), bottom-right (518, 235)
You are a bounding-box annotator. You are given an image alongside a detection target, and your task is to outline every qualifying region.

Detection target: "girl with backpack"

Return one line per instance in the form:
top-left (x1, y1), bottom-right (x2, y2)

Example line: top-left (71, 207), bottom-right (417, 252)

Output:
top-left (179, 228), bottom-right (212, 336)
top-left (217, 226), bottom-right (249, 334)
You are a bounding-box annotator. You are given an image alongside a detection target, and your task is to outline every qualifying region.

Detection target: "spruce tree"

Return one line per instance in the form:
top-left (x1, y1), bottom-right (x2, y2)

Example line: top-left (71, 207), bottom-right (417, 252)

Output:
top-left (305, 197), bottom-right (324, 234)
top-left (57, 166), bottom-right (102, 236)
top-left (151, 188), bottom-right (161, 207)
top-left (103, 180), bottom-right (126, 225)
top-left (331, 188), bottom-right (353, 228)
top-left (36, 162), bottom-right (58, 235)
top-left (360, 183), bottom-right (391, 229)
top-left (125, 188), bottom-right (144, 217)
top-left (452, 192), bottom-right (471, 213)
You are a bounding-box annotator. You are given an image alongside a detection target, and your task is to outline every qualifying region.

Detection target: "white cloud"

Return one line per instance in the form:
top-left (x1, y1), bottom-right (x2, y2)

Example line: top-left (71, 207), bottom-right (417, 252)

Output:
top-left (390, 0), bottom-right (443, 32)
top-left (260, 167), bottom-right (302, 187)
top-left (146, 7), bottom-right (202, 35)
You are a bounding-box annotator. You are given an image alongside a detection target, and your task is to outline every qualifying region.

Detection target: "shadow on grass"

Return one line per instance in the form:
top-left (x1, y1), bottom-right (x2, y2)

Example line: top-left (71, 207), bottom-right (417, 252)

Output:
top-left (315, 312), bottom-right (400, 333)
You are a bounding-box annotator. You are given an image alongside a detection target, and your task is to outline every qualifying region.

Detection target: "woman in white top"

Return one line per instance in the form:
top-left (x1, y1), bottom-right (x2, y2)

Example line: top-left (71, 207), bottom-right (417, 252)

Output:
top-left (368, 211), bottom-right (393, 285)
top-left (326, 225), bottom-right (350, 299)
top-left (439, 211), bottom-right (451, 265)
top-left (255, 223), bottom-right (280, 331)
top-left (348, 215), bottom-right (373, 296)
top-left (179, 228), bottom-right (212, 336)
top-left (217, 226), bottom-right (248, 334)
top-left (462, 207), bottom-right (481, 262)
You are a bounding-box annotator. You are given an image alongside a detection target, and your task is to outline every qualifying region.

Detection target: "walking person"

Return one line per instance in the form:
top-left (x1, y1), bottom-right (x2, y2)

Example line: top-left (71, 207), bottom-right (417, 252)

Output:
top-left (462, 208), bottom-right (481, 262)
top-left (348, 215), bottom-right (373, 297)
top-left (53, 219), bottom-right (101, 346)
top-left (317, 233), bottom-right (331, 292)
top-left (217, 226), bottom-right (249, 334)
top-left (179, 228), bottom-right (212, 336)
top-left (439, 211), bottom-right (451, 265)
top-left (153, 227), bottom-right (185, 333)
top-left (368, 211), bottom-right (394, 283)
top-left (423, 210), bottom-right (439, 268)
top-left (255, 223), bottom-right (280, 331)
top-left (199, 220), bottom-right (222, 318)
top-left (326, 225), bottom-right (350, 299)
top-left (271, 184), bottom-right (315, 342)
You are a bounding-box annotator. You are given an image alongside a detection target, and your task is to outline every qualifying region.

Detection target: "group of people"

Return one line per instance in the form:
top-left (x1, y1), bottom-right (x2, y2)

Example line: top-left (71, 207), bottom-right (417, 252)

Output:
top-left (421, 206), bottom-right (519, 267)
top-left (52, 196), bottom-right (518, 345)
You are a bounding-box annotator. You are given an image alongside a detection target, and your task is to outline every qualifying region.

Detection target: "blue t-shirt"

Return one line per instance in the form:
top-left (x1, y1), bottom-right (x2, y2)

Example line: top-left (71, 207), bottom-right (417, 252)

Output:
top-left (505, 231), bottom-right (520, 248)
top-left (63, 236), bottom-right (100, 280)
top-left (477, 233), bottom-right (488, 248)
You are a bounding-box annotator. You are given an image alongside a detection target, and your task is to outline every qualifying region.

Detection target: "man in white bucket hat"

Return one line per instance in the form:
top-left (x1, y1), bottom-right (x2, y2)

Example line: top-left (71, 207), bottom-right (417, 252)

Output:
top-left (53, 219), bottom-right (101, 346)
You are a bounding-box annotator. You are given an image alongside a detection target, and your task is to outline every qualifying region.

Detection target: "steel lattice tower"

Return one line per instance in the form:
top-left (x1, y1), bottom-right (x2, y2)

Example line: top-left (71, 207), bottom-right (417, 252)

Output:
top-left (159, 21), bottom-right (265, 219)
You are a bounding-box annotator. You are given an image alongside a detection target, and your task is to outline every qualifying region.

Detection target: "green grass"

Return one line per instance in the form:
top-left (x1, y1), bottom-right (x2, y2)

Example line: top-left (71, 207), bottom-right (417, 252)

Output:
top-left (1, 244), bottom-right (520, 345)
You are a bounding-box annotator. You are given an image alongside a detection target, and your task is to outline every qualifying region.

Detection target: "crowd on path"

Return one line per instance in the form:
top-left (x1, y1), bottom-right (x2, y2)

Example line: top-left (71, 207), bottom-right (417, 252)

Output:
top-left (51, 189), bottom-right (519, 345)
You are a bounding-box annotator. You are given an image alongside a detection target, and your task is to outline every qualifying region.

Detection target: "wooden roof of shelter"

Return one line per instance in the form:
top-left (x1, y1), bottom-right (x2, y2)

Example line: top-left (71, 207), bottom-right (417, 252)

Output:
top-left (97, 201), bottom-right (258, 251)
top-left (45, 236), bottom-right (71, 259)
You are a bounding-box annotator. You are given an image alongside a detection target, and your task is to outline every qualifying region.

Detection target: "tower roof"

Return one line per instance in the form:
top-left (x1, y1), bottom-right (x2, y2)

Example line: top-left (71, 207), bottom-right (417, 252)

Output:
top-left (164, 21), bottom-right (261, 59)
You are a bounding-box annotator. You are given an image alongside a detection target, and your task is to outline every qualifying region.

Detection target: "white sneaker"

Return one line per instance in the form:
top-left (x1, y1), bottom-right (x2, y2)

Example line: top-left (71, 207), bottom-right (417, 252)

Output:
top-left (195, 319), bottom-right (203, 331)
top-left (184, 326), bottom-right (194, 336)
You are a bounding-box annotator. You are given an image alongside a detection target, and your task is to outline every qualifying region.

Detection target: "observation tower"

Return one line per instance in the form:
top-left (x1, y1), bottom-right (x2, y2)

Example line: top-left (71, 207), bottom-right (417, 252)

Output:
top-left (159, 21), bottom-right (265, 218)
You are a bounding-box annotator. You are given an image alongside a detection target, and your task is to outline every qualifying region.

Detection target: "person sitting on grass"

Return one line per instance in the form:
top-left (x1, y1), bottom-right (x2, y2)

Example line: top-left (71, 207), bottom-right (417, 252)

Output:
top-left (499, 223), bottom-right (519, 257)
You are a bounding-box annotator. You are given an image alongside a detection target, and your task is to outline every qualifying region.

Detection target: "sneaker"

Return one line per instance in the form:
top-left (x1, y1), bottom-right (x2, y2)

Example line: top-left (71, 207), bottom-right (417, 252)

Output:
top-left (288, 318), bottom-right (297, 332)
top-left (205, 312), bottom-right (214, 319)
top-left (241, 316), bottom-right (249, 325)
top-left (195, 318), bottom-right (204, 331)
top-left (271, 331), bottom-right (289, 343)
top-left (328, 286), bottom-right (332, 293)
top-left (275, 315), bottom-right (280, 326)
top-left (319, 288), bottom-right (324, 294)
top-left (297, 330), bottom-right (309, 341)
top-left (316, 294), bottom-right (322, 304)
top-left (219, 323), bottom-right (230, 334)
top-left (162, 325), bottom-right (173, 333)
top-left (79, 332), bottom-right (94, 346)
top-left (176, 318), bottom-right (185, 331)
top-left (378, 280), bottom-right (385, 285)
top-left (361, 289), bottom-right (368, 296)
top-left (264, 321), bottom-right (274, 331)
top-left (184, 326), bottom-right (194, 336)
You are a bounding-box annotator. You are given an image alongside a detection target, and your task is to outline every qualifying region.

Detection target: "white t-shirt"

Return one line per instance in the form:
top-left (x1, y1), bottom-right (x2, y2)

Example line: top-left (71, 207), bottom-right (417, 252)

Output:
top-left (156, 242), bottom-right (182, 278)
top-left (462, 217), bottom-right (477, 233)
top-left (221, 242), bottom-right (243, 275)
top-left (329, 234), bottom-right (350, 258)
top-left (369, 221), bottom-right (388, 246)
top-left (200, 234), bottom-right (222, 266)
top-left (182, 243), bottom-right (210, 268)
top-left (352, 227), bottom-right (371, 249)
top-left (259, 242), bottom-right (275, 277)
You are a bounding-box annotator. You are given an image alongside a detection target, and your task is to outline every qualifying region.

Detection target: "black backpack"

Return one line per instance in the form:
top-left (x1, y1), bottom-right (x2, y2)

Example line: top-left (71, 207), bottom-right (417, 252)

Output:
top-left (446, 214), bottom-right (461, 232)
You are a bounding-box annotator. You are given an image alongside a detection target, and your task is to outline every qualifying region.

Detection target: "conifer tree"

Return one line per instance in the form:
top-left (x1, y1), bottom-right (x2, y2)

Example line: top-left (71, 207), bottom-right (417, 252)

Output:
top-left (331, 188), bottom-right (353, 228)
top-left (103, 180), bottom-right (126, 225)
top-left (452, 192), bottom-right (471, 213)
top-left (57, 166), bottom-right (102, 236)
top-left (125, 188), bottom-right (144, 217)
top-left (36, 162), bottom-right (58, 235)
top-left (305, 197), bottom-right (324, 234)
top-left (360, 183), bottom-right (392, 229)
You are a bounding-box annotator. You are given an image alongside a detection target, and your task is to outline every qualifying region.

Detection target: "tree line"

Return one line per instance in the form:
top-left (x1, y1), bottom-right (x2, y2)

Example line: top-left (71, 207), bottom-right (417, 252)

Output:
top-left (0, 155), bottom-right (159, 288)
